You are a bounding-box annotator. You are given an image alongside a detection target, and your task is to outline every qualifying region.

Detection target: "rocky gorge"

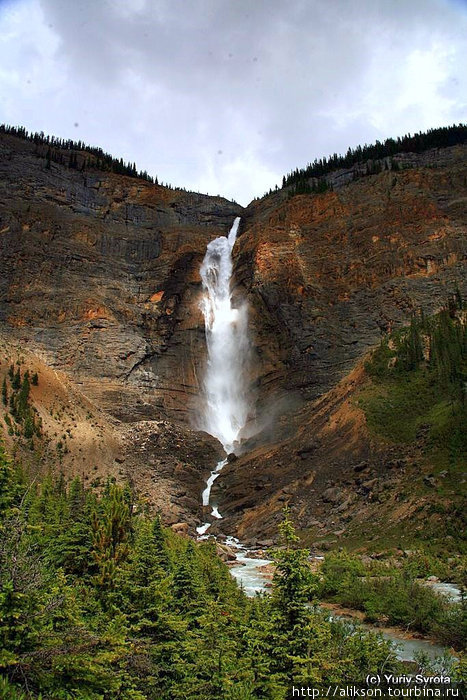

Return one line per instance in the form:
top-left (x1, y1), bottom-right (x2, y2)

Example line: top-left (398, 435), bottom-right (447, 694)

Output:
top-left (0, 130), bottom-right (466, 544)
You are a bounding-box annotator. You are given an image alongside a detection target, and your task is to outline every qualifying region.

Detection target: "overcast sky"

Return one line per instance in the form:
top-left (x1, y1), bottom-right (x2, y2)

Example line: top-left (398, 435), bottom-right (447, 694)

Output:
top-left (1, 0), bottom-right (466, 205)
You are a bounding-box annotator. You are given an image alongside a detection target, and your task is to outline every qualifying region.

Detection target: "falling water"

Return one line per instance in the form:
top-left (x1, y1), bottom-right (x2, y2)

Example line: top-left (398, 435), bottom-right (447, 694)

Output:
top-left (199, 216), bottom-right (249, 453)
top-left (196, 217), bottom-right (250, 534)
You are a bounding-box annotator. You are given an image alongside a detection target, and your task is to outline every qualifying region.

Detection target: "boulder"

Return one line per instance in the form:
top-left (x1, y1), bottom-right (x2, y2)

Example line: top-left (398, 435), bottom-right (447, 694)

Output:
top-left (171, 522), bottom-right (189, 537)
top-left (322, 487), bottom-right (342, 504)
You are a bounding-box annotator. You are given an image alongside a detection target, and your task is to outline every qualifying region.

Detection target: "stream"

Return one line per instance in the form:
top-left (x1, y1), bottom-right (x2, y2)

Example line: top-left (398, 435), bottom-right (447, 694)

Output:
top-left (225, 538), bottom-right (455, 664)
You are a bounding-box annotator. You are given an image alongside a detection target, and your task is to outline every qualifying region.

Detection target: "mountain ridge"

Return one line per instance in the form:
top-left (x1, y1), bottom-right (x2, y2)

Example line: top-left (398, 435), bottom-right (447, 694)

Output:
top-left (2, 121), bottom-right (467, 205)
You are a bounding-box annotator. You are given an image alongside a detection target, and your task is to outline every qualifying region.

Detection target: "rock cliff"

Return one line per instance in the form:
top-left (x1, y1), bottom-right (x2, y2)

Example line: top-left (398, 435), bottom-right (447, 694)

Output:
top-left (237, 146), bottom-right (466, 408)
top-left (217, 145), bottom-right (466, 544)
top-left (0, 131), bottom-right (466, 542)
top-left (0, 132), bottom-right (242, 423)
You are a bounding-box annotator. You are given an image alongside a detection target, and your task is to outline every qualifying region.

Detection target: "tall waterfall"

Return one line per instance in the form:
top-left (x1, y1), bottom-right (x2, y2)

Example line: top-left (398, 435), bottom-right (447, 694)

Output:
top-left (196, 217), bottom-right (250, 535)
top-left (199, 216), bottom-right (250, 454)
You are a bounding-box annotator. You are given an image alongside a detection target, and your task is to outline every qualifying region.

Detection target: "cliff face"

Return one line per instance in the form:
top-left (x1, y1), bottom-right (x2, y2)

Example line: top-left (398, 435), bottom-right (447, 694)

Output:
top-left (0, 132), bottom-right (242, 425)
top-left (0, 133), bottom-right (235, 530)
top-left (237, 146), bottom-right (466, 408)
top-left (216, 145), bottom-right (467, 543)
top-left (0, 132), bottom-right (466, 540)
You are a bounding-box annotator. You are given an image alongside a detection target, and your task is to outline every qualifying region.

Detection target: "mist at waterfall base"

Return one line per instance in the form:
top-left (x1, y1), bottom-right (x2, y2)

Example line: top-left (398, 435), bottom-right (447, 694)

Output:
top-left (195, 217), bottom-right (253, 535)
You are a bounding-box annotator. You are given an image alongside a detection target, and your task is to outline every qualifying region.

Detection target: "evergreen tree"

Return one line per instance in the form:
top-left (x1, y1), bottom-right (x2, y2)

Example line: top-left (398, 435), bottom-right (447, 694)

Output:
top-left (91, 483), bottom-right (131, 589)
top-left (152, 513), bottom-right (170, 571)
top-left (0, 442), bottom-right (450, 698)
top-left (23, 414), bottom-right (34, 440)
top-left (11, 369), bottom-right (20, 392)
top-left (271, 508), bottom-right (317, 629)
top-left (0, 443), bottom-right (22, 515)
top-left (16, 373), bottom-right (30, 420)
top-left (172, 542), bottom-right (207, 621)
top-left (399, 315), bottom-right (424, 371)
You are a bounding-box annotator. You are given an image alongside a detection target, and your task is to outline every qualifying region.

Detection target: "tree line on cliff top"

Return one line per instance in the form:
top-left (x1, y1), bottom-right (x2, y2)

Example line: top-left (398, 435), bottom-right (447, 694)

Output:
top-left (0, 123), bottom-right (165, 187)
top-left (281, 123), bottom-right (467, 195)
top-left (2, 122), bottom-right (467, 202)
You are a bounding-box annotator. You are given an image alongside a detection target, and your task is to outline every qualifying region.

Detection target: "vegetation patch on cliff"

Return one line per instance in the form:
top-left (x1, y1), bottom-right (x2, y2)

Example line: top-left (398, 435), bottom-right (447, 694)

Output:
top-left (361, 294), bottom-right (466, 463)
top-left (282, 123), bottom-right (467, 197)
top-left (354, 295), bottom-right (466, 552)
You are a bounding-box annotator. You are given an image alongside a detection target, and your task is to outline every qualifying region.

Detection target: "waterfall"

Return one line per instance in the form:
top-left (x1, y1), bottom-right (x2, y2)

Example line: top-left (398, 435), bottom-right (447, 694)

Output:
top-left (196, 216), bottom-right (250, 535)
top-left (199, 216), bottom-right (249, 453)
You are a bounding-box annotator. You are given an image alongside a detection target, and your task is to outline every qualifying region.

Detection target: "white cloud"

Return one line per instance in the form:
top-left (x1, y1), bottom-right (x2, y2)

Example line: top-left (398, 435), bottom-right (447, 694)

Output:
top-left (0, 0), bottom-right (466, 205)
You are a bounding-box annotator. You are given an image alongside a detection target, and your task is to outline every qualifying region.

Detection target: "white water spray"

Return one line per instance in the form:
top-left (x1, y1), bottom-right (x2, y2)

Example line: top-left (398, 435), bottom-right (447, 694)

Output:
top-left (199, 216), bottom-right (250, 453)
top-left (196, 217), bottom-right (251, 535)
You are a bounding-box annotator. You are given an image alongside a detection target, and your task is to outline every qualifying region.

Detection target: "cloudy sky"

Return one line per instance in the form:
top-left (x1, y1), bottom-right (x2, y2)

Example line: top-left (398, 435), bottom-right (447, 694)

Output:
top-left (1, 0), bottom-right (466, 205)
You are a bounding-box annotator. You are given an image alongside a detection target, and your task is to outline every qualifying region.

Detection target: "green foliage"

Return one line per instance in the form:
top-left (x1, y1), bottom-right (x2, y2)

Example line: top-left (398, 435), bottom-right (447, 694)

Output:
top-left (260, 511), bottom-right (402, 688)
top-left (271, 508), bottom-right (318, 629)
top-left (358, 304), bottom-right (466, 551)
top-left (287, 177), bottom-right (331, 197)
top-left (433, 598), bottom-right (467, 651)
top-left (0, 676), bottom-right (28, 699)
top-left (2, 448), bottom-right (448, 698)
top-left (91, 482), bottom-right (131, 589)
top-left (320, 550), bottom-right (466, 650)
top-left (2, 367), bottom-right (42, 442)
top-left (1, 123), bottom-right (163, 186)
top-left (320, 550), bottom-right (366, 597)
top-left (0, 442), bottom-right (23, 515)
top-left (399, 316), bottom-right (424, 371)
top-left (362, 300), bottom-right (467, 463)
top-left (11, 369), bottom-right (20, 392)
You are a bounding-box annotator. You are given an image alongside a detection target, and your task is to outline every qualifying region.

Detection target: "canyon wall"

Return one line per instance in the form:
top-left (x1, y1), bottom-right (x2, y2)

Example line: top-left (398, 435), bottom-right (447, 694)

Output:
top-left (1, 132), bottom-right (466, 539)
top-left (237, 145), bottom-right (466, 410)
top-left (0, 132), bottom-right (242, 424)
